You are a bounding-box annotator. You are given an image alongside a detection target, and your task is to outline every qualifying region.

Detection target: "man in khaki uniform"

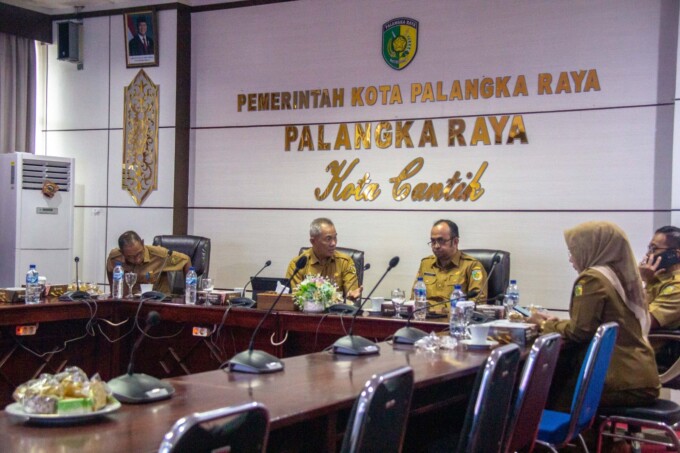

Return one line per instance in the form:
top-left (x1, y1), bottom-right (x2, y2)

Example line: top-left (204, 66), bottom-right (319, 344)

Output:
top-left (286, 218), bottom-right (362, 301)
top-left (107, 231), bottom-right (191, 295)
top-left (639, 225), bottom-right (680, 330)
top-left (413, 219), bottom-right (487, 311)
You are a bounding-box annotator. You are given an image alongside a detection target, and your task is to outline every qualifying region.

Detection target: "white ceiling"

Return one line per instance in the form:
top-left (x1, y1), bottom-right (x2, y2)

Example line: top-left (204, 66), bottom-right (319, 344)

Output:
top-left (4, 0), bottom-right (239, 15)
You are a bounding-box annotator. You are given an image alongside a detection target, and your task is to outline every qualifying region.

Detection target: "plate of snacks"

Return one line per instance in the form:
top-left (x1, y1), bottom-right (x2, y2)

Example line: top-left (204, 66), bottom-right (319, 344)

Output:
top-left (6, 366), bottom-right (120, 424)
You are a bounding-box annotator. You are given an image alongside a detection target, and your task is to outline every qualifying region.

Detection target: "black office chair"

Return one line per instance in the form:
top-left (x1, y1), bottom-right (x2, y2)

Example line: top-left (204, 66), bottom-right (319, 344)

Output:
top-left (298, 246), bottom-right (365, 286)
top-left (158, 402), bottom-right (269, 453)
top-left (461, 249), bottom-right (511, 301)
top-left (649, 328), bottom-right (680, 389)
top-left (153, 235), bottom-right (211, 278)
top-left (340, 366), bottom-right (414, 453)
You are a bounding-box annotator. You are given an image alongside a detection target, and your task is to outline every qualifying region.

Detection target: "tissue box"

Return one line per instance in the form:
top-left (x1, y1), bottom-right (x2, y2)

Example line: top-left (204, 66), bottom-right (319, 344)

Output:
top-left (476, 304), bottom-right (506, 320)
top-left (256, 292), bottom-right (295, 311)
top-left (0, 288), bottom-right (25, 304)
top-left (487, 320), bottom-right (539, 346)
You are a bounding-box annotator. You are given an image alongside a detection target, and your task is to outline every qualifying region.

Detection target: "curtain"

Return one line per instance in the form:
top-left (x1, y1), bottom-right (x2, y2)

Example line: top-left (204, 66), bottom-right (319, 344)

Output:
top-left (0, 32), bottom-right (36, 154)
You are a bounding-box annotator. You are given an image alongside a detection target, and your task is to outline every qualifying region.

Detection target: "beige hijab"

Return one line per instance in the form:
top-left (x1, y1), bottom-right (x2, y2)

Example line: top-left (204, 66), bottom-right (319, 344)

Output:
top-left (564, 221), bottom-right (650, 334)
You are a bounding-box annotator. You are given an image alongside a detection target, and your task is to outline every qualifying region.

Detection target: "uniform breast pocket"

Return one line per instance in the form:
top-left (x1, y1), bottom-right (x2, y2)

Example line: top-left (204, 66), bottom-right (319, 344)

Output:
top-left (423, 274), bottom-right (437, 286)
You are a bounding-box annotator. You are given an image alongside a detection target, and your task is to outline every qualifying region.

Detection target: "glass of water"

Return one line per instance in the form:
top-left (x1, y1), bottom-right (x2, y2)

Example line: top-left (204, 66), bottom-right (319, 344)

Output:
top-left (202, 277), bottom-right (214, 293)
top-left (391, 288), bottom-right (406, 318)
top-left (124, 272), bottom-right (137, 299)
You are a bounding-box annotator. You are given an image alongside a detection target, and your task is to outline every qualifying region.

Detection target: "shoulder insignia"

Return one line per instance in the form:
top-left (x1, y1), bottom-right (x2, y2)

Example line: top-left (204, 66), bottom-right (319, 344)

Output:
top-left (661, 285), bottom-right (675, 296)
top-left (471, 269), bottom-right (482, 281)
top-left (574, 284), bottom-right (583, 297)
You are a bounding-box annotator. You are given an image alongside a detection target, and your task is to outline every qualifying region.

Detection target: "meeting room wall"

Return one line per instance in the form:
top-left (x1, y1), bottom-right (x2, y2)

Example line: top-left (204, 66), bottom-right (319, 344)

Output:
top-left (190, 0), bottom-right (680, 310)
top-left (38, 10), bottom-right (179, 284)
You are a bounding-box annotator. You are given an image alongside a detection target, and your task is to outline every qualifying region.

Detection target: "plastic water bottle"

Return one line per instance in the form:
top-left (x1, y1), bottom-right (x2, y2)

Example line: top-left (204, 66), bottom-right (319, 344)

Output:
top-left (450, 284), bottom-right (465, 307)
top-left (413, 277), bottom-right (427, 320)
top-left (112, 262), bottom-right (124, 300)
top-left (25, 264), bottom-right (40, 304)
top-left (185, 267), bottom-right (198, 305)
top-left (504, 279), bottom-right (519, 318)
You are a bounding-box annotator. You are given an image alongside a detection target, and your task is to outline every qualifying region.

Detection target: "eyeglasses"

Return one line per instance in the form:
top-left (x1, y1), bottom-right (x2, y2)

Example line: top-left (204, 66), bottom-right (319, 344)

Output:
top-left (428, 238), bottom-right (454, 247)
top-left (647, 245), bottom-right (673, 254)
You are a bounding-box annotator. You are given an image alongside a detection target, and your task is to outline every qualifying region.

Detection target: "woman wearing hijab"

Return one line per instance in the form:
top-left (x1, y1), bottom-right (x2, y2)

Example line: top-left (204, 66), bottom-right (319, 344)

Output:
top-left (528, 221), bottom-right (659, 409)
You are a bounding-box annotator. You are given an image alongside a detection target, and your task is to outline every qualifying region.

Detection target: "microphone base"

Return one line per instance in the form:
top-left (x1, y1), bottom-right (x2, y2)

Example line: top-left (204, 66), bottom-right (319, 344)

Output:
top-left (141, 291), bottom-right (169, 301)
top-left (108, 373), bottom-right (175, 404)
top-left (230, 297), bottom-right (256, 308)
top-left (226, 349), bottom-right (284, 374)
top-left (327, 304), bottom-right (359, 315)
top-left (58, 290), bottom-right (90, 301)
top-left (393, 326), bottom-right (429, 345)
top-left (332, 335), bottom-right (380, 356)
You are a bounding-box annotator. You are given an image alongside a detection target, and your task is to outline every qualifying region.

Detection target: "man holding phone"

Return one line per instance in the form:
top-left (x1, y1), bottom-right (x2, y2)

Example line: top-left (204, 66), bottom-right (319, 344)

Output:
top-left (639, 225), bottom-right (680, 330)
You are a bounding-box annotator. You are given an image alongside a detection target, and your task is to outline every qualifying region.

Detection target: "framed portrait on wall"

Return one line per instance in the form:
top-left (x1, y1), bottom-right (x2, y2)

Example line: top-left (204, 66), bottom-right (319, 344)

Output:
top-left (124, 10), bottom-right (158, 68)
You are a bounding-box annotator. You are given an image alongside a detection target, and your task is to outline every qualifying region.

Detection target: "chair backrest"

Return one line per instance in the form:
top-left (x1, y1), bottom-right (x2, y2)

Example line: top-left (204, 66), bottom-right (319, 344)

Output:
top-left (503, 333), bottom-right (562, 453)
top-left (456, 343), bottom-right (521, 453)
top-left (566, 322), bottom-right (619, 442)
top-left (461, 249), bottom-right (510, 300)
top-left (340, 366), bottom-right (414, 453)
top-left (298, 246), bottom-right (365, 286)
top-left (158, 402), bottom-right (269, 453)
top-left (648, 329), bottom-right (680, 386)
top-left (153, 235), bottom-right (211, 278)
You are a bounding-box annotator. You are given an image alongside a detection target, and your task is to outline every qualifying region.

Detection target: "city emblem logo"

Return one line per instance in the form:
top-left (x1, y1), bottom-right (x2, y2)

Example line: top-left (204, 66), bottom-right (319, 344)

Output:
top-left (382, 17), bottom-right (419, 70)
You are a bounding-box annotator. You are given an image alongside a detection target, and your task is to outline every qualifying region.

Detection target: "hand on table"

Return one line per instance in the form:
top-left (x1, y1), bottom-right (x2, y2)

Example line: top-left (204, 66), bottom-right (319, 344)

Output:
top-left (347, 286), bottom-right (363, 301)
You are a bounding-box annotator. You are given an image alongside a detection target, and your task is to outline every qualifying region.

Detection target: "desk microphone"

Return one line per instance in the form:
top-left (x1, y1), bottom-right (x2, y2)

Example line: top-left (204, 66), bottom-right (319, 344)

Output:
top-left (226, 255), bottom-right (308, 374)
top-left (393, 289), bottom-right (479, 345)
top-left (363, 263), bottom-right (371, 271)
top-left (108, 311), bottom-right (175, 403)
top-left (477, 253), bottom-right (501, 304)
top-left (327, 262), bottom-right (373, 315)
top-left (143, 250), bottom-right (173, 301)
top-left (230, 259), bottom-right (272, 307)
top-left (332, 256), bottom-right (399, 355)
top-left (58, 257), bottom-right (90, 301)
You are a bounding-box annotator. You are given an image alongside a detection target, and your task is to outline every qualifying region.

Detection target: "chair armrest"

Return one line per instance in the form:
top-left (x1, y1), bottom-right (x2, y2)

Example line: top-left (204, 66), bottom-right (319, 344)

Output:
top-left (649, 329), bottom-right (680, 385)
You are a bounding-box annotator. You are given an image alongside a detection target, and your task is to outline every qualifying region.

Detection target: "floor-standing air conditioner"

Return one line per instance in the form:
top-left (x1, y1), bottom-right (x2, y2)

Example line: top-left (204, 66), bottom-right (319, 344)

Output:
top-left (0, 152), bottom-right (75, 287)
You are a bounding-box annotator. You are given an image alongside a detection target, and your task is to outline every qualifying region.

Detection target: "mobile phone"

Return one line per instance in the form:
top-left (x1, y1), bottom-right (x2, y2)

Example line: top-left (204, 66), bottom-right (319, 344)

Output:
top-left (656, 249), bottom-right (680, 270)
top-left (513, 305), bottom-right (531, 317)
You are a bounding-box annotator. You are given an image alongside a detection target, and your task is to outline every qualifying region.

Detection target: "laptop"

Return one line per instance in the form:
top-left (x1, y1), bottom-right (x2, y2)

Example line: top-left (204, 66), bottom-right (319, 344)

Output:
top-left (250, 276), bottom-right (290, 301)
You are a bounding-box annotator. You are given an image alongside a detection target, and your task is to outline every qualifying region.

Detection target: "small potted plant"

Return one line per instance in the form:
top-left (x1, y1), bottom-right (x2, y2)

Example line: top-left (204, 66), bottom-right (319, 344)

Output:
top-left (292, 274), bottom-right (342, 312)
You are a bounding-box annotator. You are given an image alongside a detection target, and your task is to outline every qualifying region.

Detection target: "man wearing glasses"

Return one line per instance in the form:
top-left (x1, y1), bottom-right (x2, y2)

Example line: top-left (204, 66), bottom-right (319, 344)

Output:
top-left (639, 225), bottom-right (680, 330)
top-left (286, 218), bottom-right (362, 301)
top-left (413, 219), bottom-right (487, 311)
top-left (106, 230), bottom-right (191, 295)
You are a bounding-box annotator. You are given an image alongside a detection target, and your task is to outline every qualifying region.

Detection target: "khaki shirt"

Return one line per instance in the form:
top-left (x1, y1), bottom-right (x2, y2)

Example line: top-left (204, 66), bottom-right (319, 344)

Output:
top-left (286, 249), bottom-right (359, 299)
top-left (542, 268), bottom-right (660, 397)
top-left (107, 245), bottom-right (191, 295)
top-left (413, 251), bottom-right (487, 311)
top-left (646, 270), bottom-right (680, 330)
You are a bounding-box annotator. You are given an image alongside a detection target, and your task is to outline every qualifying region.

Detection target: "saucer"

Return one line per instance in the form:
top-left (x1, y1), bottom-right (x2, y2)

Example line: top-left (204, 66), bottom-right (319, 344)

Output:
top-left (461, 339), bottom-right (499, 350)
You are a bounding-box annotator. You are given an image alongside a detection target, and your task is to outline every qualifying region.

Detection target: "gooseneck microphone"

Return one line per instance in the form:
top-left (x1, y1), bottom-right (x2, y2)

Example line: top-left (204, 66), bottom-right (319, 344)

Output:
top-left (393, 289), bottom-right (479, 344)
top-left (108, 311), bottom-right (175, 403)
top-left (328, 262), bottom-right (373, 315)
top-left (227, 255), bottom-right (308, 374)
top-left (59, 257), bottom-right (90, 301)
top-left (477, 253), bottom-right (501, 304)
top-left (230, 259), bottom-right (272, 307)
top-left (363, 263), bottom-right (371, 271)
top-left (332, 256), bottom-right (399, 355)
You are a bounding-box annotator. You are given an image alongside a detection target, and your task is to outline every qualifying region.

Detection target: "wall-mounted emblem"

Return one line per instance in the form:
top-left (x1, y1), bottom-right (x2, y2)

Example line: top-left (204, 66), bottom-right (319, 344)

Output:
top-left (382, 17), bottom-right (419, 70)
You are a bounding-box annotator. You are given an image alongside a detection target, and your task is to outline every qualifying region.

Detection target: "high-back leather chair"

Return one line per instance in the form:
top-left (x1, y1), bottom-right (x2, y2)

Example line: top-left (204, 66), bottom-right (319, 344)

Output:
top-left (153, 235), bottom-right (211, 278)
top-left (461, 249), bottom-right (511, 301)
top-left (298, 247), bottom-right (365, 286)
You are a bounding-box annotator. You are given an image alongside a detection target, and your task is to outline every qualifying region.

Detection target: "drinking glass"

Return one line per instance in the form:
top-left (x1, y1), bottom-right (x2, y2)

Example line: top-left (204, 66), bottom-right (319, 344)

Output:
top-left (391, 288), bottom-right (406, 318)
top-left (124, 272), bottom-right (137, 299)
top-left (202, 277), bottom-right (214, 293)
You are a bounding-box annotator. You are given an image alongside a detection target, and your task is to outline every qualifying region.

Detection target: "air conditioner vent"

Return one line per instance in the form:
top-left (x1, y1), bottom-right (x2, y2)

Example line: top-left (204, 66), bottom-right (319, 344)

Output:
top-left (21, 159), bottom-right (71, 191)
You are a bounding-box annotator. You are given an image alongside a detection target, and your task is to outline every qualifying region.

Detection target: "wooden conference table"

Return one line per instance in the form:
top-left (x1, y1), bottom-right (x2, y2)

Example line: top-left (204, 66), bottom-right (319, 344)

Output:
top-left (0, 298), bottom-right (488, 452)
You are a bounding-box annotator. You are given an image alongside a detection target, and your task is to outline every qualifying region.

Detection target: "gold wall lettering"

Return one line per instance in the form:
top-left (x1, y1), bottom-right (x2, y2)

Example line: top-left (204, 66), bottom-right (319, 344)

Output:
top-left (314, 158), bottom-right (487, 203)
top-left (122, 69), bottom-right (159, 206)
top-left (285, 115), bottom-right (528, 151)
